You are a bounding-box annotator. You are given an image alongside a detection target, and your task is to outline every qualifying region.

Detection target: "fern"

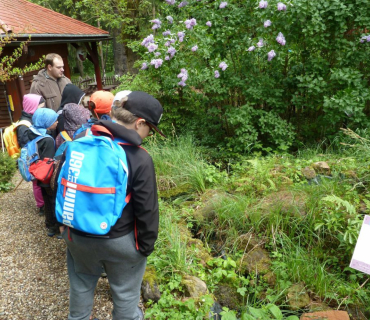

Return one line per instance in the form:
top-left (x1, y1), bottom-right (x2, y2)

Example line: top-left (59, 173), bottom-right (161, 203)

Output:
top-left (321, 195), bottom-right (356, 215)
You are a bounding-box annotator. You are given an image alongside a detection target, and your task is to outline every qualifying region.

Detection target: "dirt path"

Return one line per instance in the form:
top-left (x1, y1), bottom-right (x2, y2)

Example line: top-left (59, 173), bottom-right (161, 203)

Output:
top-left (0, 173), bottom-right (113, 320)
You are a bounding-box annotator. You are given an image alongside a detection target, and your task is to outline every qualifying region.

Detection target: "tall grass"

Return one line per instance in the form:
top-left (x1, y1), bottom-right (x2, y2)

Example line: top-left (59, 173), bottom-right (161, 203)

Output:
top-left (146, 135), bottom-right (225, 194)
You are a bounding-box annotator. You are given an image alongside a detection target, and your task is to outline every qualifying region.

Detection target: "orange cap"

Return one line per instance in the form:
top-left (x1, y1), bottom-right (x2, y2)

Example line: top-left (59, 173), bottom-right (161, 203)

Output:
top-left (89, 91), bottom-right (114, 114)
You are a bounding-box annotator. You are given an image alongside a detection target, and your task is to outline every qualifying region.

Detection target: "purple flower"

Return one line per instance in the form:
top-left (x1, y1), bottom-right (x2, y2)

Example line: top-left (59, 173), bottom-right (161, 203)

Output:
top-left (151, 19), bottom-right (162, 25)
top-left (264, 20), bottom-right (272, 27)
top-left (257, 39), bottom-right (264, 47)
top-left (141, 34), bottom-right (154, 47)
top-left (248, 46), bottom-right (255, 51)
top-left (206, 21), bottom-right (212, 27)
top-left (219, 1), bottom-right (227, 8)
top-left (167, 46), bottom-right (177, 57)
top-left (170, 38), bottom-right (176, 44)
top-left (178, 1), bottom-right (188, 7)
top-left (259, 0), bottom-right (268, 8)
top-left (166, 16), bottom-right (174, 24)
top-left (214, 70), bottom-right (220, 78)
top-left (185, 18), bottom-right (197, 30)
top-left (276, 32), bottom-right (286, 45)
top-left (178, 31), bottom-right (185, 42)
top-left (147, 43), bottom-right (158, 52)
top-left (150, 58), bottom-right (163, 68)
top-left (165, 56), bottom-right (170, 60)
top-left (177, 68), bottom-right (188, 86)
top-left (361, 35), bottom-right (370, 43)
top-left (151, 19), bottom-right (162, 30)
top-left (219, 62), bottom-right (228, 71)
top-left (267, 50), bottom-right (276, 61)
top-left (277, 2), bottom-right (287, 10)
top-left (163, 30), bottom-right (171, 36)
top-left (154, 52), bottom-right (161, 57)
top-left (165, 0), bottom-right (176, 4)
top-left (177, 68), bottom-right (188, 81)
top-left (191, 45), bottom-right (198, 52)
top-left (141, 62), bottom-right (148, 70)
top-left (165, 41), bottom-right (171, 47)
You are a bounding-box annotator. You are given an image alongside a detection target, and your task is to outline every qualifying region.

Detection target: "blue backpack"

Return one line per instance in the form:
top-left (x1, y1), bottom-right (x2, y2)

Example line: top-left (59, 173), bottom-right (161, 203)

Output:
top-left (55, 125), bottom-right (130, 235)
top-left (73, 120), bottom-right (94, 139)
top-left (18, 134), bottom-right (53, 181)
top-left (55, 131), bottom-right (72, 157)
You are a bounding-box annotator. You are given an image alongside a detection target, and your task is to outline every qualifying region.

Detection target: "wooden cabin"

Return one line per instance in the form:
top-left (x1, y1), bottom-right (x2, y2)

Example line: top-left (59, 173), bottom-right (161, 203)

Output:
top-left (0, 0), bottom-right (110, 132)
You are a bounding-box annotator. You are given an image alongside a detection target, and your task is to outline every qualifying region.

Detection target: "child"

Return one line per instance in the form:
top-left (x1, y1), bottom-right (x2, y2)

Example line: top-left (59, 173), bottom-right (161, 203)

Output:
top-left (55, 103), bottom-right (90, 150)
top-left (60, 91), bottom-right (165, 320)
top-left (29, 108), bottom-right (59, 237)
top-left (73, 90), bottom-right (114, 138)
top-left (56, 83), bottom-right (85, 136)
top-left (17, 94), bottom-right (45, 215)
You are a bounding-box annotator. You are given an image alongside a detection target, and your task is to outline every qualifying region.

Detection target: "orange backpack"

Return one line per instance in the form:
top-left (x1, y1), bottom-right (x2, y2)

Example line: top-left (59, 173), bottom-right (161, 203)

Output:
top-left (3, 120), bottom-right (31, 159)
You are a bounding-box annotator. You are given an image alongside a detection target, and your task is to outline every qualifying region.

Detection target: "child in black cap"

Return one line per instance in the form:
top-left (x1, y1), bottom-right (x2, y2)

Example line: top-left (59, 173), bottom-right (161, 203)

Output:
top-left (60, 91), bottom-right (164, 320)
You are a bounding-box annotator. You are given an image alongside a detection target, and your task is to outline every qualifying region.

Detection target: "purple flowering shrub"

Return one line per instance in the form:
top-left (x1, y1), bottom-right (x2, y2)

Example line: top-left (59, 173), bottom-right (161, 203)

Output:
top-left (122, 0), bottom-right (370, 153)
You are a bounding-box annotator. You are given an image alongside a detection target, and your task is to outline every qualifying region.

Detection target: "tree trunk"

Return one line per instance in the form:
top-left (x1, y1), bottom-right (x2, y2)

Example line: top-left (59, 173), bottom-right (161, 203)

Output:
top-left (112, 27), bottom-right (127, 76)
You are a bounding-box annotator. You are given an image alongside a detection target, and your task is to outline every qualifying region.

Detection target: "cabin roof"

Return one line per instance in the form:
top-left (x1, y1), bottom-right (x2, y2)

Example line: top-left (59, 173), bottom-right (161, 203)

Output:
top-left (0, 0), bottom-right (109, 43)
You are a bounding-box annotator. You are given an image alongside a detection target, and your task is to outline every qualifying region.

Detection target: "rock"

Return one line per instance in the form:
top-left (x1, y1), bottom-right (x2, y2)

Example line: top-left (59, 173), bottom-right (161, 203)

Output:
top-left (238, 247), bottom-right (271, 275)
top-left (262, 271), bottom-right (276, 287)
top-left (300, 310), bottom-right (350, 320)
top-left (307, 301), bottom-right (331, 312)
top-left (182, 275), bottom-right (208, 298)
top-left (302, 166), bottom-right (317, 180)
top-left (141, 266), bottom-right (161, 302)
top-left (235, 233), bottom-right (261, 252)
top-left (312, 162), bottom-right (331, 175)
top-left (192, 190), bottom-right (229, 224)
top-left (287, 283), bottom-right (310, 310)
top-left (258, 190), bottom-right (307, 216)
top-left (213, 283), bottom-right (243, 311)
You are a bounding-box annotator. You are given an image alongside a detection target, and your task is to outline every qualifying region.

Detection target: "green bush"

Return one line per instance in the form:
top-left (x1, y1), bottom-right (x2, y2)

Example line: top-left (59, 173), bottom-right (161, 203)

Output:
top-left (121, 0), bottom-right (370, 154)
top-left (0, 152), bottom-right (16, 192)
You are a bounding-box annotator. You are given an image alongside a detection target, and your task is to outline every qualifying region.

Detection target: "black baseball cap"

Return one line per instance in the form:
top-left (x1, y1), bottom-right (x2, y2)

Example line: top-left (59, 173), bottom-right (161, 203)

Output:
top-left (125, 91), bottom-right (166, 137)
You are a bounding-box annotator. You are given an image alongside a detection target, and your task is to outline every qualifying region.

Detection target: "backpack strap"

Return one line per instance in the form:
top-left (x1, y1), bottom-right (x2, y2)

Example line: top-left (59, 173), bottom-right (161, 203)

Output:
top-left (13, 120), bottom-right (31, 130)
top-left (60, 131), bottom-right (72, 142)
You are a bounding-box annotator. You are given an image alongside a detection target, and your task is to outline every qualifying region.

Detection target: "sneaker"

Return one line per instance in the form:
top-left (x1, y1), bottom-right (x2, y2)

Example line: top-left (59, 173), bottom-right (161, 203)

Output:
top-left (38, 206), bottom-right (45, 216)
top-left (47, 227), bottom-right (57, 237)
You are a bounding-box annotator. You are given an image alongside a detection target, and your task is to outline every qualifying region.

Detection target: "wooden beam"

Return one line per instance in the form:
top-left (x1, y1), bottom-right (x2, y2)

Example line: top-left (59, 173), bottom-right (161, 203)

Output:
top-left (90, 42), bottom-right (103, 90)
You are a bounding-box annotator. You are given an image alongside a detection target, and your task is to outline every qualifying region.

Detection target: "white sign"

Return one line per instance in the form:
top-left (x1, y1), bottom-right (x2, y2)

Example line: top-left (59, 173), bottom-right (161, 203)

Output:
top-left (350, 215), bottom-right (370, 275)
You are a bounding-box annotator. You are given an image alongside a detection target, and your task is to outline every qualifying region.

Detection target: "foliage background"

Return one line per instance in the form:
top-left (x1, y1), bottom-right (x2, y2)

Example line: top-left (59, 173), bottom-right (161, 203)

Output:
top-left (114, 0), bottom-right (370, 156)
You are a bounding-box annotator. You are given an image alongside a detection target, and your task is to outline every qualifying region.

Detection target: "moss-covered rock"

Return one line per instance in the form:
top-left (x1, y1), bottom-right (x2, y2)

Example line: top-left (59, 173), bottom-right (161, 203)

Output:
top-left (192, 190), bottom-right (229, 224)
top-left (213, 283), bottom-right (243, 311)
top-left (238, 247), bottom-right (271, 275)
top-left (182, 275), bottom-right (208, 298)
top-left (141, 265), bottom-right (161, 302)
top-left (287, 283), bottom-right (310, 311)
top-left (159, 183), bottom-right (193, 199)
top-left (258, 190), bottom-right (307, 216)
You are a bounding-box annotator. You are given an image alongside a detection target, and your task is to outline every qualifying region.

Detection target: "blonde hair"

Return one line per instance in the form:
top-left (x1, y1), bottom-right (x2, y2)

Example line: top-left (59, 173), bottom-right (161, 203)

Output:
top-left (111, 97), bottom-right (138, 124)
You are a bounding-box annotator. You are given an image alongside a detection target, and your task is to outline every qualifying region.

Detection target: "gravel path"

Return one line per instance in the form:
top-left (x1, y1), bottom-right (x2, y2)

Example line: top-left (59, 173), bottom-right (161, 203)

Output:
top-left (0, 173), bottom-right (114, 320)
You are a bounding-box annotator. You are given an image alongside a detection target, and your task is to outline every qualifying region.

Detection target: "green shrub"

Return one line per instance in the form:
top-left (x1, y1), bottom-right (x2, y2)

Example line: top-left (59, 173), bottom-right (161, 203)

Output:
top-left (122, 0), bottom-right (370, 154)
top-left (0, 152), bottom-right (16, 192)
